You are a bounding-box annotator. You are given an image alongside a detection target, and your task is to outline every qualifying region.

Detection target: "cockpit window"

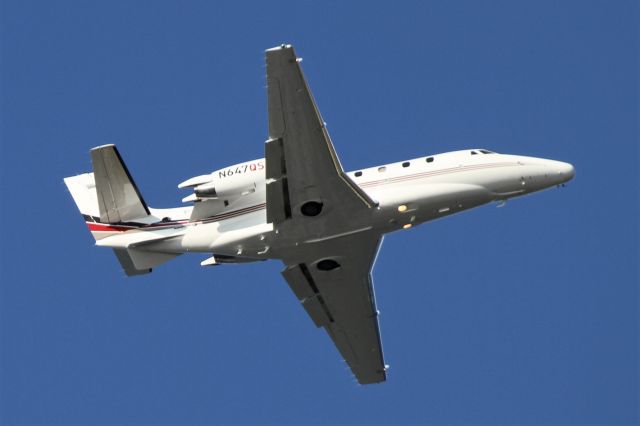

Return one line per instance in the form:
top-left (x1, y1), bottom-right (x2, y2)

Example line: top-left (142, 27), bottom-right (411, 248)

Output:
top-left (479, 149), bottom-right (495, 154)
top-left (471, 151), bottom-right (478, 155)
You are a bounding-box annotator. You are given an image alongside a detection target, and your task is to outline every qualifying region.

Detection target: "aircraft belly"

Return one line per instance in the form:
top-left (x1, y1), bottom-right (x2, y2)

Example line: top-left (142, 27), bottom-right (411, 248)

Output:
top-left (366, 182), bottom-right (493, 232)
top-left (179, 219), bottom-right (274, 257)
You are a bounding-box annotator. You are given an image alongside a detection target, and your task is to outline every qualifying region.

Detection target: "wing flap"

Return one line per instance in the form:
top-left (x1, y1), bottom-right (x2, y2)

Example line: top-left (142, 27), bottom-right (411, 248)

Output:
top-left (264, 137), bottom-right (291, 223)
top-left (283, 263), bottom-right (334, 327)
top-left (301, 296), bottom-right (333, 328)
top-left (265, 177), bottom-right (290, 224)
top-left (282, 264), bottom-right (316, 300)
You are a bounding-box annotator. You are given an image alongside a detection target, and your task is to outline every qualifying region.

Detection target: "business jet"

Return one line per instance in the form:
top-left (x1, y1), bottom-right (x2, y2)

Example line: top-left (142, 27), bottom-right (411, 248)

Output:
top-left (64, 44), bottom-right (574, 384)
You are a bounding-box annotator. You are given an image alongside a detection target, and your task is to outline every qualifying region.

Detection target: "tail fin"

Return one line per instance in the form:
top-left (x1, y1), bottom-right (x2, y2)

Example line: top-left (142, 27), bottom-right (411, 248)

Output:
top-left (90, 144), bottom-right (150, 223)
top-left (65, 145), bottom-right (167, 277)
top-left (64, 144), bottom-right (150, 225)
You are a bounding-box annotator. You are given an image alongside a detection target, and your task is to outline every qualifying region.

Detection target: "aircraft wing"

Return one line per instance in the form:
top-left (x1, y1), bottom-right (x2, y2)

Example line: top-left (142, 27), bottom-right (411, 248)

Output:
top-left (264, 45), bottom-right (376, 227)
top-left (265, 45), bottom-right (386, 384)
top-left (280, 230), bottom-right (386, 385)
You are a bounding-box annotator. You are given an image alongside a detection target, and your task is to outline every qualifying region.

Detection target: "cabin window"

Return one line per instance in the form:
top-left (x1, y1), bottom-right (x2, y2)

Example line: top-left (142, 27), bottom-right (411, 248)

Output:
top-left (402, 161), bottom-right (410, 168)
top-left (426, 157), bottom-right (434, 163)
top-left (355, 171), bottom-right (362, 177)
top-left (378, 166), bottom-right (386, 173)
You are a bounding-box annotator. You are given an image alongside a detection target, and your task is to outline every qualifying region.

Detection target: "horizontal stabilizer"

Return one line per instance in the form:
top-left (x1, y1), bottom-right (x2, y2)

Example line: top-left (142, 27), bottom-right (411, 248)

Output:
top-left (127, 248), bottom-right (180, 270)
top-left (113, 248), bottom-right (152, 276)
top-left (112, 248), bottom-right (180, 276)
top-left (64, 173), bottom-right (100, 219)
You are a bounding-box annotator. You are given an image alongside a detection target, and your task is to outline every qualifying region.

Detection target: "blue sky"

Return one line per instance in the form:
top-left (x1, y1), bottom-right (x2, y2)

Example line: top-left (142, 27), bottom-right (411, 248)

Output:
top-left (1, 1), bottom-right (637, 424)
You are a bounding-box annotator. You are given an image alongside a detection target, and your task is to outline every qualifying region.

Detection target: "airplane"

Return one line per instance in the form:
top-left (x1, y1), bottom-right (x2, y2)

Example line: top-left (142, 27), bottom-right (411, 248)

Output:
top-left (64, 44), bottom-right (575, 385)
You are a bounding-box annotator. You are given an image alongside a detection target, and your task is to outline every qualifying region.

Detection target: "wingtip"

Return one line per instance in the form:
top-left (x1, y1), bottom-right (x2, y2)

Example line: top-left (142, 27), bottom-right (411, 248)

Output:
top-left (91, 143), bottom-right (116, 151)
top-left (265, 44), bottom-right (293, 52)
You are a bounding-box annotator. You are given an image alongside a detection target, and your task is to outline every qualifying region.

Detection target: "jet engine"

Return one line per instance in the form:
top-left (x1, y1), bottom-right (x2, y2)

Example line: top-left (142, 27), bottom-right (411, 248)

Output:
top-left (178, 159), bottom-right (266, 203)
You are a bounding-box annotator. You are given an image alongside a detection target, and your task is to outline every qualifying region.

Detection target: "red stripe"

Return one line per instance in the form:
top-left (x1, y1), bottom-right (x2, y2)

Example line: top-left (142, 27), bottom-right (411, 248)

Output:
top-left (87, 223), bottom-right (130, 232)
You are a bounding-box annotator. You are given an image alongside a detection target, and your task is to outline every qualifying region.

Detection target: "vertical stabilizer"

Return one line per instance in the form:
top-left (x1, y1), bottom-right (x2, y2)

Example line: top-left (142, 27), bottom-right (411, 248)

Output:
top-left (91, 144), bottom-right (150, 223)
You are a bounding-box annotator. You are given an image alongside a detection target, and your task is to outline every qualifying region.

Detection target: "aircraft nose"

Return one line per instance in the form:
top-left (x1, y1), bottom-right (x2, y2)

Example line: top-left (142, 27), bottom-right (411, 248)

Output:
top-left (557, 161), bottom-right (575, 183)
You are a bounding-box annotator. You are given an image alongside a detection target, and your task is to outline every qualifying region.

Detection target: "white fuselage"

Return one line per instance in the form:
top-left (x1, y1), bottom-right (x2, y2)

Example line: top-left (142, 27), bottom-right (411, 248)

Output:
top-left (95, 149), bottom-right (575, 262)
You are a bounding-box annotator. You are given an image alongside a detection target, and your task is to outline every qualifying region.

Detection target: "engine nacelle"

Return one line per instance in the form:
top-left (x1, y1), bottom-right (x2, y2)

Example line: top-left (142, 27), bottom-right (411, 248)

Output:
top-left (179, 158), bottom-right (265, 202)
top-left (194, 179), bottom-right (255, 199)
